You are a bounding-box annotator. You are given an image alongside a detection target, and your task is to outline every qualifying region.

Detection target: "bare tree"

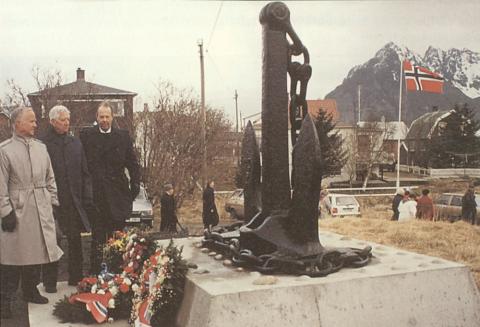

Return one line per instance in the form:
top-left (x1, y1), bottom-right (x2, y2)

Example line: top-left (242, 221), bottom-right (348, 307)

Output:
top-left (343, 131), bottom-right (359, 187)
top-left (356, 120), bottom-right (394, 189)
top-left (134, 80), bottom-right (231, 207)
top-left (4, 79), bottom-right (29, 107)
top-left (3, 65), bottom-right (64, 112)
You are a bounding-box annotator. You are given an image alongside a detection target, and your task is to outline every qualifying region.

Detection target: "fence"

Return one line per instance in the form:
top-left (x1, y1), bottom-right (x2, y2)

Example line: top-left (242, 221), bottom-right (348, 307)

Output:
top-left (400, 165), bottom-right (480, 178)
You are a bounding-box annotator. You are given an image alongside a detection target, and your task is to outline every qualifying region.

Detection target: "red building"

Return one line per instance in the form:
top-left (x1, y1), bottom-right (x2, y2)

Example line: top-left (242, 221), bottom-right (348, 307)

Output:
top-left (27, 68), bottom-right (137, 135)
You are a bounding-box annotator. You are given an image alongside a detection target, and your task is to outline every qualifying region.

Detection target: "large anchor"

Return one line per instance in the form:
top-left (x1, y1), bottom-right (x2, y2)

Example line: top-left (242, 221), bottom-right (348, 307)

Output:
top-left (239, 1), bottom-right (322, 257)
top-left (203, 1), bottom-right (371, 276)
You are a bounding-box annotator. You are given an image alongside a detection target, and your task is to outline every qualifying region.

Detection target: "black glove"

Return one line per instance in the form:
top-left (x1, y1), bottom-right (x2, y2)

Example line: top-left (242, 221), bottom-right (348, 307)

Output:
top-left (1, 210), bottom-right (17, 232)
top-left (130, 183), bottom-right (140, 201)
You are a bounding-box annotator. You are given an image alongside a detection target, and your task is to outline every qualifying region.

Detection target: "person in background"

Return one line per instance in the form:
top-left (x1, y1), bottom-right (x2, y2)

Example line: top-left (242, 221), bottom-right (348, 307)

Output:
top-left (398, 191), bottom-right (417, 221)
top-left (0, 107), bottom-right (63, 318)
top-left (391, 188), bottom-right (404, 221)
top-left (40, 105), bottom-right (93, 292)
top-left (202, 180), bottom-right (219, 231)
top-left (416, 189), bottom-right (434, 221)
top-left (80, 101), bottom-right (140, 274)
top-left (462, 186), bottom-right (477, 225)
top-left (160, 184), bottom-right (177, 233)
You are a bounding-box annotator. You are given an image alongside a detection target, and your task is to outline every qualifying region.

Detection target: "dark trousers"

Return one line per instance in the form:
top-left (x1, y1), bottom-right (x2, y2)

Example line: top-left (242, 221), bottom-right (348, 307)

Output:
top-left (0, 264), bottom-right (41, 301)
top-left (43, 208), bottom-right (84, 286)
top-left (43, 231), bottom-right (83, 286)
top-left (90, 204), bottom-right (125, 275)
top-left (160, 215), bottom-right (177, 233)
top-left (464, 208), bottom-right (477, 225)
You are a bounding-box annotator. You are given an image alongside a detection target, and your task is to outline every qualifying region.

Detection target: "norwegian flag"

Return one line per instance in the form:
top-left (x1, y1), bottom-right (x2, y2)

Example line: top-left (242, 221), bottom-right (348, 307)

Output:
top-left (69, 292), bottom-right (112, 323)
top-left (134, 299), bottom-right (152, 327)
top-left (404, 60), bottom-right (444, 93)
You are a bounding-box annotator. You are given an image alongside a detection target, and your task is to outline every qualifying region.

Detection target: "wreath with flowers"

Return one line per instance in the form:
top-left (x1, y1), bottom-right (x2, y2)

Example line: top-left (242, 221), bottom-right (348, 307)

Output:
top-left (53, 229), bottom-right (188, 326)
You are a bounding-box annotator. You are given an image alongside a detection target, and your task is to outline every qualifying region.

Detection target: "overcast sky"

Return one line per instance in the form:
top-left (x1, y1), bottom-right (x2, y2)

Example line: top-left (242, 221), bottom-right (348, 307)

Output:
top-left (1, 0), bottom-right (479, 124)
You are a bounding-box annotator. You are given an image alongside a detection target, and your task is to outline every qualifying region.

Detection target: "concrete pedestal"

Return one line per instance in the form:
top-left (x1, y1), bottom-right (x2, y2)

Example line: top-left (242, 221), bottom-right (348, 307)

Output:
top-left (29, 232), bottom-right (480, 326)
top-left (176, 232), bottom-right (480, 327)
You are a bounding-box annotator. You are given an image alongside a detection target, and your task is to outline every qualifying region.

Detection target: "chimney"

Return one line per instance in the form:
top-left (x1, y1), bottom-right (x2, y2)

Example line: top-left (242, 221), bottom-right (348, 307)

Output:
top-left (76, 68), bottom-right (85, 81)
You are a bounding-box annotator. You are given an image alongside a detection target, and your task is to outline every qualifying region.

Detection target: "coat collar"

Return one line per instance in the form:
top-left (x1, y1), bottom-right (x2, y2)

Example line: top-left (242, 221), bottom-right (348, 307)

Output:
top-left (44, 126), bottom-right (73, 145)
top-left (12, 133), bottom-right (34, 145)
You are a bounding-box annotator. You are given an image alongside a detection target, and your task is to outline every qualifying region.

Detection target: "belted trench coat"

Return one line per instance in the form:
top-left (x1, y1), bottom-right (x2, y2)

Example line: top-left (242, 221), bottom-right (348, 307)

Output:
top-left (0, 134), bottom-right (63, 265)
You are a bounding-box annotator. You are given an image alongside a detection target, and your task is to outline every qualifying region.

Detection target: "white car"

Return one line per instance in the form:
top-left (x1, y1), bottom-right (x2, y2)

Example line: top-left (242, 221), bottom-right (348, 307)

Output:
top-left (322, 194), bottom-right (361, 218)
top-left (126, 186), bottom-right (154, 227)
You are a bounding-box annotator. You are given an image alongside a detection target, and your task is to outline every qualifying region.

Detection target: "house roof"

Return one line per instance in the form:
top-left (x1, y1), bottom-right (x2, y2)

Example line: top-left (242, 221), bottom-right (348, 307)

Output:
top-left (305, 99), bottom-right (340, 121)
top-left (0, 110), bottom-right (10, 119)
top-left (28, 80), bottom-right (137, 97)
top-left (406, 110), bottom-right (453, 140)
top-left (28, 68), bottom-right (136, 97)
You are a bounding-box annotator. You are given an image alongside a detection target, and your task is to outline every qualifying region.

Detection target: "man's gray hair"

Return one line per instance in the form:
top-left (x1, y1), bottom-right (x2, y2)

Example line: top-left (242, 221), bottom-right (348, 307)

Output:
top-left (10, 106), bottom-right (33, 125)
top-left (49, 105), bottom-right (70, 120)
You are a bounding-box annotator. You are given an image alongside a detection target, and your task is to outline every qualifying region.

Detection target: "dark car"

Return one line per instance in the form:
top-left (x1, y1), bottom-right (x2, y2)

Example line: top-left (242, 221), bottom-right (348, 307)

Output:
top-left (224, 189), bottom-right (244, 220)
top-left (126, 185), bottom-right (154, 227)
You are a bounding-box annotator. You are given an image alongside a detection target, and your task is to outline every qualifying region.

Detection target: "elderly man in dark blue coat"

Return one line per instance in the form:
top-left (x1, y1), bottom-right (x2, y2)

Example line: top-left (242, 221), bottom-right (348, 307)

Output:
top-left (40, 105), bottom-right (93, 292)
top-left (80, 101), bottom-right (140, 274)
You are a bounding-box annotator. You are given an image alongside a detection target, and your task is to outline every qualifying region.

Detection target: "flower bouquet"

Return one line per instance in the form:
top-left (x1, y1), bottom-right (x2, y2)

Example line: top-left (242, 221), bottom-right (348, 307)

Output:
top-left (53, 229), bottom-right (187, 326)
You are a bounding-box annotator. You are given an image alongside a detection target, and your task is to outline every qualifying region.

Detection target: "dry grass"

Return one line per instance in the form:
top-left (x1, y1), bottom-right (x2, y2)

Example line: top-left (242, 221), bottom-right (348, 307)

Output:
top-left (320, 205), bottom-right (480, 289)
top-left (152, 193), bottom-right (234, 234)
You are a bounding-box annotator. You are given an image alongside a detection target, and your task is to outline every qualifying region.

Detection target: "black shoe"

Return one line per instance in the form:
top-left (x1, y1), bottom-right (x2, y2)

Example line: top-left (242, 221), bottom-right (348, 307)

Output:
top-left (24, 292), bottom-right (49, 304)
top-left (0, 303), bottom-right (12, 319)
top-left (44, 285), bottom-right (57, 293)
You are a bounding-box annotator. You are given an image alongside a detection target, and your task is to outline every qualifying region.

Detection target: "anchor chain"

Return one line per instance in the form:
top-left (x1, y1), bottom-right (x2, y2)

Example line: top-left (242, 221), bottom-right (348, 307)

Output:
top-left (286, 21), bottom-right (312, 146)
top-left (201, 225), bottom-right (372, 277)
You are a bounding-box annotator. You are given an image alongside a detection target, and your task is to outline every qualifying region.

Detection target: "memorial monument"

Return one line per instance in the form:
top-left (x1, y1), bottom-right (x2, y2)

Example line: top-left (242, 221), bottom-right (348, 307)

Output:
top-left (202, 1), bottom-right (372, 276)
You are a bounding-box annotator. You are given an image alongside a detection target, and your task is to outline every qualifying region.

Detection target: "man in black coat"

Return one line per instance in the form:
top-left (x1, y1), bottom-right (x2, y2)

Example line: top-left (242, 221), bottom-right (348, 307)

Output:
top-left (202, 180), bottom-right (219, 230)
top-left (462, 186), bottom-right (477, 225)
top-left (80, 101), bottom-right (140, 274)
top-left (391, 188), bottom-right (404, 221)
top-left (160, 184), bottom-right (177, 233)
top-left (40, 105), bottom-right (93, 291)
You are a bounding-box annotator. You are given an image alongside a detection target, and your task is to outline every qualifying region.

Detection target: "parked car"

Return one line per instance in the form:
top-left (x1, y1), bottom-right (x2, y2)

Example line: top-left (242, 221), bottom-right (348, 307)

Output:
top-left (225, 189), bottom-right (244, 219)
top-left (322, 193), bottom-right (361, 218)
top-left (126, 185), bottom-right (154, 227)
top-left (434, 193), bottom-right (480, 222)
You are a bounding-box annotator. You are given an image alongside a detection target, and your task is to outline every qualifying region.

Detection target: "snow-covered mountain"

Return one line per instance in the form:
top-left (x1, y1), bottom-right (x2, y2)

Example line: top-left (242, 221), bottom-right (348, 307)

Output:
top-left (424, 46), bottom-right (480, 98)
top-left (326, 42), bottom-right (480, 124)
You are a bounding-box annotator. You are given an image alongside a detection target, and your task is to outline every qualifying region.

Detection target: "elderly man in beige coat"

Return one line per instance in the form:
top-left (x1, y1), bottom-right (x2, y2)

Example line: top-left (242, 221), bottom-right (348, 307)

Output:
top-left (0, 107), bottom-right (63, 319)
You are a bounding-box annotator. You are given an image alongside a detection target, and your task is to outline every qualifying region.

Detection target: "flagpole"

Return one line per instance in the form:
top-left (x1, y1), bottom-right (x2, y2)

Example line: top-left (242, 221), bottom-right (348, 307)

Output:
top-left (396, 60), bottom-right (403, 189)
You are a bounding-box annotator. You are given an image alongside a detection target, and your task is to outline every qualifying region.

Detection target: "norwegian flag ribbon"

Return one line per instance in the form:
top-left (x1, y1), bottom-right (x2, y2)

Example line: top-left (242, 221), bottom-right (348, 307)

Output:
top-left (69, 292), bottom-right (113, 323)
top-left (134, 299), bottom-right (152, 327)
top-left (403, 60), bottom-right (444, 94)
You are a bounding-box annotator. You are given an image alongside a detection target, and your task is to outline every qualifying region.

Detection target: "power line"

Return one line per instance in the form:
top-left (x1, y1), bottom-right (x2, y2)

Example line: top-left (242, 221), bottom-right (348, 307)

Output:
top-left (206, 1), bottom-right (224, 51)
top-left (205, 51), bottom-right (231, 93)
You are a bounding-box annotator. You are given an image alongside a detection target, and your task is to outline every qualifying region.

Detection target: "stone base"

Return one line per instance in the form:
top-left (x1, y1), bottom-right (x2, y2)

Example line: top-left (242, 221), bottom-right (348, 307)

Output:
top-left (28, 232), bottom-right (480, 326)
top-left (176, 232), bottom-right (480, 327)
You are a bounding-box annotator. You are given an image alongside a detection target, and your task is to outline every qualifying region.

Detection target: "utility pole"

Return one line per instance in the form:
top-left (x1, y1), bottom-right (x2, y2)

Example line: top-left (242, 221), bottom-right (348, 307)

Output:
top-left (357, 84), bottom-right (361, 123)
top-left (239, 110), bottom-right (243, 131)
top-left (234, 90), bottom-right (240, 163)
top-left (234, 90), bottom-right (239, 133)
top-left (198, 40), bottom-right (207, 189)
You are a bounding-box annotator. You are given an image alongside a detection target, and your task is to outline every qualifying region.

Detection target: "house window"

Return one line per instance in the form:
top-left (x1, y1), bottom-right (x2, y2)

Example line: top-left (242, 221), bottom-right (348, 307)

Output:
top-left (110, 100), bottom-right (125, 117)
